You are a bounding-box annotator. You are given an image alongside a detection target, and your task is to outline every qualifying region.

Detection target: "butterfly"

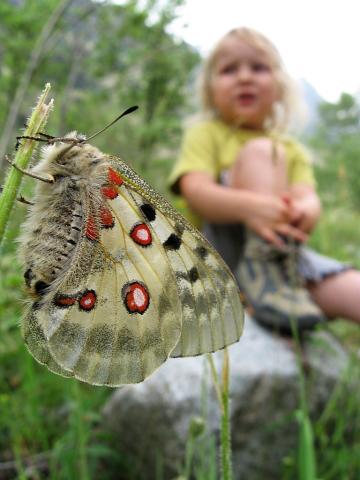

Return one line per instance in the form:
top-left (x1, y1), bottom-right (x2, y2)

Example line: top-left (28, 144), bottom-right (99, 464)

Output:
top-left (17, 108), bottom-right (244, 386)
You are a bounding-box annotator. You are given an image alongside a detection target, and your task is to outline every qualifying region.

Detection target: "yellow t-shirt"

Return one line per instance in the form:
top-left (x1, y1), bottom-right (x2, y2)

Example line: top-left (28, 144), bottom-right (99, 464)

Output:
top-left (169, 119), bottom-right (316, 226)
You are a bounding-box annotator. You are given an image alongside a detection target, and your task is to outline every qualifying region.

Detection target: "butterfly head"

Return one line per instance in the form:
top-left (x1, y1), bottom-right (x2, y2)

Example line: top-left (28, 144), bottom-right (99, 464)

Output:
top-left (35, 132), bottom-right (107, 180)
top-left (28, 106), bottom-right (139, 183)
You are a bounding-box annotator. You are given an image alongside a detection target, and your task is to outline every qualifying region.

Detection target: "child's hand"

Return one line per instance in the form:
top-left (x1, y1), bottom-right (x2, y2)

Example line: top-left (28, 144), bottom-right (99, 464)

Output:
top-left (245, 193), bottom-right (308, 248)
top-left (283, 186), bottom-right (322, 233)
top-left (179, 173), bottom-right (311, 248)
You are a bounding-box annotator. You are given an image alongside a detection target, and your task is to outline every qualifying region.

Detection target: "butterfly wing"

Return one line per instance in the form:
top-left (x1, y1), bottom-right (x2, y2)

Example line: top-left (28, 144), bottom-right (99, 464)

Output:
top-left (23, 156), bottom-right (244, 386)
top-left (108, 157), bottom-right (244, 357)
top-left (22, 307), bottom-right (73, 378)
top-left (23, 169), bottom-right (182, 386)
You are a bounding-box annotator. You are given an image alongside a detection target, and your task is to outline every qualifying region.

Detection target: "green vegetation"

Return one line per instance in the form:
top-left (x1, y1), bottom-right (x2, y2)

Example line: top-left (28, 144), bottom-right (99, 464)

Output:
top-left (0, 1), bottom-right (359, 478)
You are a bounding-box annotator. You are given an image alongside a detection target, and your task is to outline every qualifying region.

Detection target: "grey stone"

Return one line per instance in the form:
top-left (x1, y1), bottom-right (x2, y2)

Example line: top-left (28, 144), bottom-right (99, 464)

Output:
top-left (102, 315), bottom-right (353, 479)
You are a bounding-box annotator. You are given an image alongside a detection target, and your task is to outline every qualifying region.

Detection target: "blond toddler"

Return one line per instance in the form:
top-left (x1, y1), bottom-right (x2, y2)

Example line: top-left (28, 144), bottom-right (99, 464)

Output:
top-left (169, 27), bottom-right (360, 332)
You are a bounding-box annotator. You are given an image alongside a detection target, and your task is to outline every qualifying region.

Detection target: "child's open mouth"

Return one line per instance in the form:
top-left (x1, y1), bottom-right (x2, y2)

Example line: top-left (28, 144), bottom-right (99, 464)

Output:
top-left (237, 93), bottom-right (256, 106)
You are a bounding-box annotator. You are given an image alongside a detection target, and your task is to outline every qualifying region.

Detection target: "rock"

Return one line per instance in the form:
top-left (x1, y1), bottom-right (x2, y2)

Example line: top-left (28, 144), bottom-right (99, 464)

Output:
top-left (102, 315), bottom-right (353, 479)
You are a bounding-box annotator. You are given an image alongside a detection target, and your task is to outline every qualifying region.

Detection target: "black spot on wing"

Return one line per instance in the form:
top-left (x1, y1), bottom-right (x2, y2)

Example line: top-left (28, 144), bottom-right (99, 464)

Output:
top-left (189, 266), bottom-right (199, 283)
top-left (163, 233), bottom-right (182, 250)
top-left (195, 246), bottom-right (208, 259)
top-left (140, 203), bottom-right (156, 222)
top-left (176, 268), bottom-right (199, 284)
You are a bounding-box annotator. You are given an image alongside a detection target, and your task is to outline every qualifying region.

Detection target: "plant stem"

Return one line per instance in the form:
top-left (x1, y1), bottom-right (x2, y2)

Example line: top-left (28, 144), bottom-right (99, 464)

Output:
top-left (288, 239), bottom-right (317, 480)
top-left (208, 354), bottom-right (223, 412)
top-left (0, 84), bottom-right (53, 247)
top-left (296, 410), bottom-right (317, 480)
top-left (220, 348), bottom-right (232, 480)
top-left (208, 349), bottom-right (233, 480)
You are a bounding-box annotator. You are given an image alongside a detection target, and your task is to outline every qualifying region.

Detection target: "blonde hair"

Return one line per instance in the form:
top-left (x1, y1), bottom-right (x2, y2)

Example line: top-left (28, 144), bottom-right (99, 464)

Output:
top-left (199, 27), bottom-right (303, 133)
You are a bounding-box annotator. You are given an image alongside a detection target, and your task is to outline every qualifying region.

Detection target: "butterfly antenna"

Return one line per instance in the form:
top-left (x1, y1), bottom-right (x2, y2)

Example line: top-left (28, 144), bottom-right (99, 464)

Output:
top-left (84, 106), bottom-right (139, 142)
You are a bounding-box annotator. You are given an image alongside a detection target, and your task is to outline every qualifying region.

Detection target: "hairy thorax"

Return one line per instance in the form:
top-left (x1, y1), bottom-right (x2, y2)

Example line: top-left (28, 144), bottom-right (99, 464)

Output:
top-left (21, 141), bottom-right (109, 298)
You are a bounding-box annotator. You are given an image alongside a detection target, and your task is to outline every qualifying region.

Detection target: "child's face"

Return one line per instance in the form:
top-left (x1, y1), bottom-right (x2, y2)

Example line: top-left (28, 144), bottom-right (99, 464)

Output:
top-left (210, 37), bottom-right (280, 129)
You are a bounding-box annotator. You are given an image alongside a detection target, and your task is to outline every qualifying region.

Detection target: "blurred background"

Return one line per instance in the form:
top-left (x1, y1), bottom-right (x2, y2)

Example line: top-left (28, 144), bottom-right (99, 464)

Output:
top-left (0, 1), bottom-right (359, 479)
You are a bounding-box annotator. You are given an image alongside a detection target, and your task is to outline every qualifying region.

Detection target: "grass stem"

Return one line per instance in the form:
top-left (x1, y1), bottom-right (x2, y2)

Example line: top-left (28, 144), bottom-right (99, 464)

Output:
top-left (0, 83), bottom-right (53, 247)
top-left (208, 349), bottom-right (233, 480)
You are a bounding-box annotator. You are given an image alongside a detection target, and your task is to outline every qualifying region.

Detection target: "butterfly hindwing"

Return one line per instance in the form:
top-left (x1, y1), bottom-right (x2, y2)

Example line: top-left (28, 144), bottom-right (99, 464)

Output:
top-left (24, 171), bottom-right (183, 385)
top-left (22, 307), bottom-right (73, 378)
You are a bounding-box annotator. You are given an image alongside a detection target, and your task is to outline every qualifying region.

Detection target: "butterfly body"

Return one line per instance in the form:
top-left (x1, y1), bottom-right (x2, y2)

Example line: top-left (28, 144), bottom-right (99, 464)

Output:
top-left (21, 139), bottom-right (108, 298)
top-left (19, 134), bottom-right (244, 386)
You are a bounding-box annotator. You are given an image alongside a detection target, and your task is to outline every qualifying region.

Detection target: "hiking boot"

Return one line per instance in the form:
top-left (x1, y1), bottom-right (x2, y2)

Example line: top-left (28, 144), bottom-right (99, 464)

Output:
top-left (235, 230), bottom-right (326, 335)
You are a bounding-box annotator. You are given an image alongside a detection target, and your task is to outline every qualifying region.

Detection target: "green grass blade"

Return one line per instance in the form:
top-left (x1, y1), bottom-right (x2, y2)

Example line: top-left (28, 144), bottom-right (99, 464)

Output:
top-left (296, 410), bottom-right (317, 480)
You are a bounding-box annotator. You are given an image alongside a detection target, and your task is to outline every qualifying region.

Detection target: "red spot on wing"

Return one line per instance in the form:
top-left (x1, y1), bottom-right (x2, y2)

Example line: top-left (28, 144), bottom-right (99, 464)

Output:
top-left (100, 206), bottom-right (114, 228)
top-left (54, 294), bottom-right (77, 308)
top-left (123, 282), bottom-right (150, 314)
top-left (101, 185), bottom-right (118, 199)
top-left (108, 167), bottom-right (123, 186)
top-left (79, 290), bottom-right (97, 311)
top-left (130, 223), bottom-right (152, 246)
top-left (86, 216), bottom-right (99, 240)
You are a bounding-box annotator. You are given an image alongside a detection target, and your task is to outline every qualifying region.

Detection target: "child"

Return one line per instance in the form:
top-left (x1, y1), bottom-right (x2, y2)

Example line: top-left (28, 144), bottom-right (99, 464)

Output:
top-left (169, 27), bottom-right (360, 333)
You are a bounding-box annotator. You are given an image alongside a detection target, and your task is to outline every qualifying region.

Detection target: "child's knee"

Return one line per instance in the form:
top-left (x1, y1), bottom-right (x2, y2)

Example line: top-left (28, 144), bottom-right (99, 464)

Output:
top-left (236, 137), bottom-right (286, 166)
top-left (229, 137), bottom-right (287, 191)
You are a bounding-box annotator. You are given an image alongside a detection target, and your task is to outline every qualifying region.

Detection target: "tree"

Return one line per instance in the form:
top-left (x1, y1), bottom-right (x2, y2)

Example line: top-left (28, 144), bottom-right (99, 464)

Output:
top-left (309, 93), bottom-right (360, 207)
top-left (314, 93), bottom-right (360, 145)
top-left (0, 0), bottom-right (200, 192)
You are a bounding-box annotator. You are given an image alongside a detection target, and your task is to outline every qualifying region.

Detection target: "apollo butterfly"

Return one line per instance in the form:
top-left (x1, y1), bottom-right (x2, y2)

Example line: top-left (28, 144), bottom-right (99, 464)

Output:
top-left (18, 110), bottom-right (244, 386)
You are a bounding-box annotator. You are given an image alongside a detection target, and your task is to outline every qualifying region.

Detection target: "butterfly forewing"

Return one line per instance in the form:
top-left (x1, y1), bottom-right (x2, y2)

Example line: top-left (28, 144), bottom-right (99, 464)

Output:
top-left (170, 232), bottom-right (243, 357)
top-left (109, 158), bottom-right (244, 358)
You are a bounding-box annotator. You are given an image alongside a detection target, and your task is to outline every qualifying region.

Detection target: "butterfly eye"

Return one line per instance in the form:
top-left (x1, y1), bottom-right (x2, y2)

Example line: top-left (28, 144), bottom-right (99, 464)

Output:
top-left (53, 174), bottom-right (65, 181)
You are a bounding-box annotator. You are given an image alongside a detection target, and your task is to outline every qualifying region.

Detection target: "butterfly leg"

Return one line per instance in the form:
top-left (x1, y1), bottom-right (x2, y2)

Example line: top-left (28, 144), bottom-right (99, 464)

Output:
top-left (37, 132), bottom-right (55, 139)
top-left (17, 194), bottom-right (34, 206)
top-left (0, 184), bottom-right (34, 205)
top-left (15, 135), bottom-right (49, 150)
top-left (22, 125), bottom-right (55, 141)
top-left (5, 155), bottom-right (54, 183)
